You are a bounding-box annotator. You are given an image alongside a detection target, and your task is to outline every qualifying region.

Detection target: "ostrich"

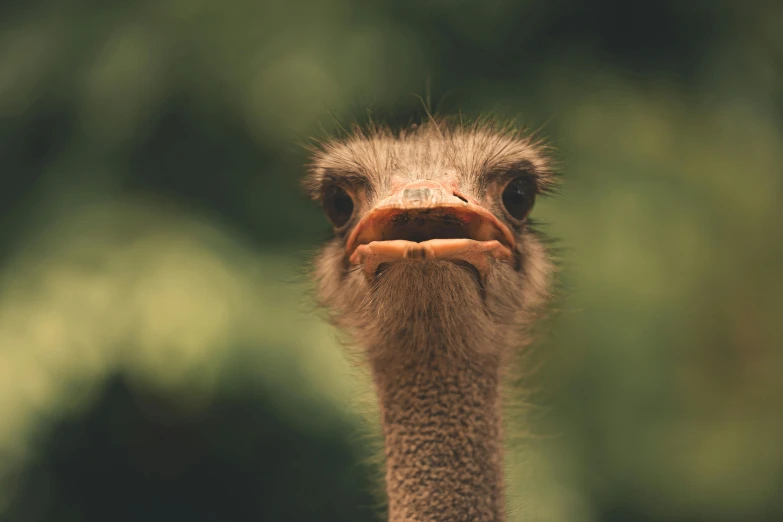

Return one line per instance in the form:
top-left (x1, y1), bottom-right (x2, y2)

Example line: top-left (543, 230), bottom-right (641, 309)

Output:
top-left (305, 118), bottom-right (557, 522)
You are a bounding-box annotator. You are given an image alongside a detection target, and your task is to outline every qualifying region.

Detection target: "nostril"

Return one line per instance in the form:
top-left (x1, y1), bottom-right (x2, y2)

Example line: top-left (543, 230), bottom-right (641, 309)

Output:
top-left (454, 193), bottom-right (468, 203)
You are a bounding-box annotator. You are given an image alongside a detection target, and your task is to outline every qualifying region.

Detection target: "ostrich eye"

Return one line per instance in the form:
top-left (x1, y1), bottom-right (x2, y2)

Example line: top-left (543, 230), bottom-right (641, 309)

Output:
top-left (501, 176), bottom-right (537, 221)
top-left (323, 184), bottom-right (354, 228)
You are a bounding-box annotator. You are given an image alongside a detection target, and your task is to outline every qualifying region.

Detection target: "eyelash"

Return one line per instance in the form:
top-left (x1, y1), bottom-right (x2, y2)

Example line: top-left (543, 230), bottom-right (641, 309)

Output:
top-left (483, 170), bottom-right (540, 195)
top-left (320, 174), bottom-right (371, 197)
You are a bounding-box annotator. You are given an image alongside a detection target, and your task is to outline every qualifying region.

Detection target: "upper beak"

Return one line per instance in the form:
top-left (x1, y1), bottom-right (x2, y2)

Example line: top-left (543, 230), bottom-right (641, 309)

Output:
top-left (345, 180), bottom-right (515, 277)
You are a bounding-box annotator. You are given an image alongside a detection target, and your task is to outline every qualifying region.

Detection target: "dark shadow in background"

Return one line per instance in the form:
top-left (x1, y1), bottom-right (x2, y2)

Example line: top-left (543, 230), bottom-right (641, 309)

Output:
top-left (3, 375), bottom-right (378, 522)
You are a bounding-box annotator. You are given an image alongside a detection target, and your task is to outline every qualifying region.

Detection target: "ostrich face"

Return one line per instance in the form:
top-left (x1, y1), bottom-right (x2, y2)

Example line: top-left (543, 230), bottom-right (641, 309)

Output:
top-left (306, 122), bottom-right (556, 353)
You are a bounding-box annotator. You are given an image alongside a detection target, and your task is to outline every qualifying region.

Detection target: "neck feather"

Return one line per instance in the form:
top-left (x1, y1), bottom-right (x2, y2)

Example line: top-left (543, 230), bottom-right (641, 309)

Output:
top-left (370, 336), bottom-right (507, 522)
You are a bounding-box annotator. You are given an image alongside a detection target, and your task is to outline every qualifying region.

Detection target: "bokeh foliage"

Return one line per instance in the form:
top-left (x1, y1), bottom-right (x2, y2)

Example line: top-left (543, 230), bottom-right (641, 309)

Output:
top-left (1, 0), bottom-right (782, 521)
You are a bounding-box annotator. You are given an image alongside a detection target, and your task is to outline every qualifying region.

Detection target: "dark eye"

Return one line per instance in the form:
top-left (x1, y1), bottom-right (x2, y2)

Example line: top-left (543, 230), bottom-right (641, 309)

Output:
top-left (323, 184), bottom-right (354, 228)
top-left (501, 176), bottom-right (537, 220)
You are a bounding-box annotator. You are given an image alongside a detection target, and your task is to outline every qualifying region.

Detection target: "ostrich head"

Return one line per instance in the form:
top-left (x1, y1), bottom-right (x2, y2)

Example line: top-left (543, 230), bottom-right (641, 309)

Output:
top-left (305, 119), bottom-right (558, 522)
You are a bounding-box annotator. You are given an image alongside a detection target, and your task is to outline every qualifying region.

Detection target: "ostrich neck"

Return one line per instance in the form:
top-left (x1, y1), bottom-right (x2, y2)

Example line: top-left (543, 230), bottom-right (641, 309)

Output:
top-left (370, 342), bottom-right (506, 522)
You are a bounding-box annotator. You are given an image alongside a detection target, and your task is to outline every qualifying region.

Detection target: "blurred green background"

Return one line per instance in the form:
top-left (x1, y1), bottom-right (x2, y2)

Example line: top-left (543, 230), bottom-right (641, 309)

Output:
top-left (1, 1), bottom-right (782, 521)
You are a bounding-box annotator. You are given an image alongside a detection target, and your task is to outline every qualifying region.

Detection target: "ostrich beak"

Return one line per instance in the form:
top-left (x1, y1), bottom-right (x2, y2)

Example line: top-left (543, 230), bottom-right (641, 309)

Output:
top-left (346, 180), bottom-right (515, 278)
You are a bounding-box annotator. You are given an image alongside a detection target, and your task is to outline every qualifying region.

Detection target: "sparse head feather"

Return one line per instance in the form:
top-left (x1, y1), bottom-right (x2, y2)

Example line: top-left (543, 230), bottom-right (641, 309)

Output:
top-left (303, 117), bottom-right (558, 203)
